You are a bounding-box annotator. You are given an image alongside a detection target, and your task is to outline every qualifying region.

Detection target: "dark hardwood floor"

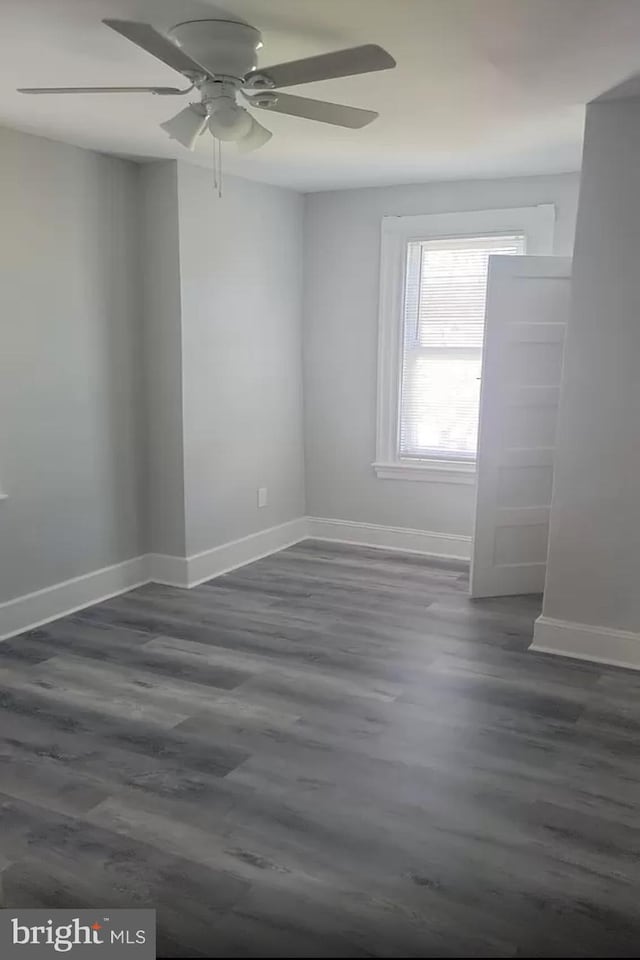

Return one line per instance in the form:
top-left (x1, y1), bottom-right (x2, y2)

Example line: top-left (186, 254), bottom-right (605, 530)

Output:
top-left (1, 540), bottom-right (639, 958)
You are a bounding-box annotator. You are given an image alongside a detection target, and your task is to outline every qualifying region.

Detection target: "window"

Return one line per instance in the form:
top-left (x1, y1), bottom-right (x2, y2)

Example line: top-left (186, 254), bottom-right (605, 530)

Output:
top-left (400, 234), bottom-right (525, 462)
top-left (375, 205), bottom-right (555, 483)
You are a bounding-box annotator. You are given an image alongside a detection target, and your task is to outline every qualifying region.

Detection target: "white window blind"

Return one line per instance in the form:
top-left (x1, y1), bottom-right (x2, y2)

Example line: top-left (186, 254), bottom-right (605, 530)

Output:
top-left (399, 233), bottom-right (525, 461)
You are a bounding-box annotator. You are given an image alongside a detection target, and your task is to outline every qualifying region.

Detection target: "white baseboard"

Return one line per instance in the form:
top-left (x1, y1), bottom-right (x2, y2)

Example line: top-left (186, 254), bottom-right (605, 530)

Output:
top-left (149, 518), bottom-right (309, 589)
top-left (1, 517), bottom-right (471, 641)
top-left (147, 552), bottom-right (189, 589)
top-left (185, 517), bottom-right (308, 587)
top-left (0, 518), bottom-right (307, 639)
top-left (306, 517), bottom-right (471, 562)
top-left (0, 556), bottom-right (149, 641)
top-left (531, 615), bottom-right (640, 671)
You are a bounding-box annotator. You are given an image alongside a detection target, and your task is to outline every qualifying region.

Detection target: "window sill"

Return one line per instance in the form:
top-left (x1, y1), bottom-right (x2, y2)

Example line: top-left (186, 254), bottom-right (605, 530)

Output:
top-left (372, 460), bottom-right (476, 484)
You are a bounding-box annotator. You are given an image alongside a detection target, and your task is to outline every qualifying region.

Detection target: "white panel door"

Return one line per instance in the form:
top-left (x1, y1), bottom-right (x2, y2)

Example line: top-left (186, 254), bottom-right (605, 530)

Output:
top-left (470, 255), bottom-right (571, 598)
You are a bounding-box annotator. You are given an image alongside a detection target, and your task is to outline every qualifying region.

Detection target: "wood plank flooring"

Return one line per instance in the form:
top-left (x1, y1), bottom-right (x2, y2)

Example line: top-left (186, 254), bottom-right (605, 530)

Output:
top-left (1, 540), bottom-right (639, 957)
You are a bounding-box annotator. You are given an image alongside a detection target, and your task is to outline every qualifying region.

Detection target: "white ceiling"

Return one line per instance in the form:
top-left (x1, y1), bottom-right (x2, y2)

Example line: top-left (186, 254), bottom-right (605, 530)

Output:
top-left (3, 0), bottom-right (640, 191)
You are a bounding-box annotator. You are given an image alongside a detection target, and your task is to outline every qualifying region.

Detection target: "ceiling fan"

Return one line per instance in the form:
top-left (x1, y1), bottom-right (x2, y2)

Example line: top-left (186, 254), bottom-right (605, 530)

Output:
top-left (18, 18), bottom-right (396, 153)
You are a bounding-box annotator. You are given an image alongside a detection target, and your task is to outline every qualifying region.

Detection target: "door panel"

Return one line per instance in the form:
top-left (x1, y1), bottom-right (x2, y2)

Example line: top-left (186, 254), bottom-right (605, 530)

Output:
top-left (470, 256), bottom-right (571, 598)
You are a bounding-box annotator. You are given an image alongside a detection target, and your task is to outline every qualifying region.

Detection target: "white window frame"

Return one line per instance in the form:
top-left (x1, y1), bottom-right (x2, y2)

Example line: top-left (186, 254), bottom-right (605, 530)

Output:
top-left (374, 204), bottom-right (555, 483)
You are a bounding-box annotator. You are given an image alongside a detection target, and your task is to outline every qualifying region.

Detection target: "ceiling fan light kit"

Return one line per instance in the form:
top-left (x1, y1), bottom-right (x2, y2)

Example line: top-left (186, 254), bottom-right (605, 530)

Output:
top-left (159, 103), bottom-right (208, 150)
top-left (17, 15), bottom-right (396, 191)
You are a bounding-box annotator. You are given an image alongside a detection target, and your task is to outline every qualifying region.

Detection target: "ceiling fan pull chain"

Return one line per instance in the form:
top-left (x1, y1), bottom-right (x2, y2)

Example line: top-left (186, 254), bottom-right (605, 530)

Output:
top-left (210, 135), bottom-right (224, 198)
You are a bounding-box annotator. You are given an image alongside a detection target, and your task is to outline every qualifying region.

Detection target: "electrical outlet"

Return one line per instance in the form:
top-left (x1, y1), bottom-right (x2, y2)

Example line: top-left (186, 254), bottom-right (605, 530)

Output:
top-left (257, 486), bottom-right (268, 508)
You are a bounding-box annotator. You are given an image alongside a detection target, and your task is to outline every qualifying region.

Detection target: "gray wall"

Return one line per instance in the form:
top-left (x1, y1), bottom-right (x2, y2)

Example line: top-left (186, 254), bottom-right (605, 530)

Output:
top-left (543, 101), bottom-right (640, 633)
top-left (303, 173), bottom-right (580, 535)
top-left (0, 128), bottom-right (582, 605)
top-left (177, 164), bottom-right (306, 556)
top-left (140, 161), bottom-right (186, 557)
top-left (0, 126), bottom-right (144, 601)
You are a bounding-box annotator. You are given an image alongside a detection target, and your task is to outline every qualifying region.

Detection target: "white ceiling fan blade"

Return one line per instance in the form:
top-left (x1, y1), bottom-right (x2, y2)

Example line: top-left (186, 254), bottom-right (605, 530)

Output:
top-left (18, 86), bottom-right (186, 95)
top-left (237, 115), bottom-right (272, 153)
top-left (245, 44), bottom-right (395, 88)
top-left (102, 19), bottom-right (208, 78)
top-left (160, 104), bottom-right (208, 150)
top-left (249, 92), bottom-right (378, 128)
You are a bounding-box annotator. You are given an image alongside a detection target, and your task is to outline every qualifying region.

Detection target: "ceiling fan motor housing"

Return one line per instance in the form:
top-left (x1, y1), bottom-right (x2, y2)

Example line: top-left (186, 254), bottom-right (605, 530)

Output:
top-left (169, 20), bottom-right (262, 80)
